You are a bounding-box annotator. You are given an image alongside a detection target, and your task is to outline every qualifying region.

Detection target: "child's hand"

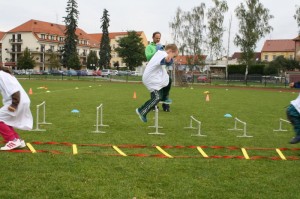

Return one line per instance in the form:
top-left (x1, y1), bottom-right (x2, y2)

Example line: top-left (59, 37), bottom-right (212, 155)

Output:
top-left (8, 106), bottom-right (16, 112)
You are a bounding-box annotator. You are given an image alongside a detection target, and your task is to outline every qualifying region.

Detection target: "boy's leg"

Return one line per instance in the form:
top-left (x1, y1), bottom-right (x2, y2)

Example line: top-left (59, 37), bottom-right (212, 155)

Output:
top-left (0, 122), bottom-right (17, 142)
top-left (161, 77), bottom-right (172, 101)
top-left (8, 126), bottom-right (20, 140)
top-left (138, 90), bottom-right (162, 117)
top-left (286, 105), bottom-right (300, 143)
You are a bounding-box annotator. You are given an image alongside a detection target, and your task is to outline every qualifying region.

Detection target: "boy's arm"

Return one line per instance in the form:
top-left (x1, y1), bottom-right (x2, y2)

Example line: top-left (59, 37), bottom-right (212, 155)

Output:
top-left (8, 91), bottom-right (20, 112)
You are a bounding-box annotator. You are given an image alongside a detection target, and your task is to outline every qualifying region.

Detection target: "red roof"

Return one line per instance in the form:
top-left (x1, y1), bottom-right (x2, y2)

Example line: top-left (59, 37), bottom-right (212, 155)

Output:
top-left (231, 52), bottom-right (261, 60)
top-left (261, 39), bottom-right (295, 52)
top-left (174, 55), bottom-right (207, 65)
top-left (8, 19), bottom-right (99, 47)
top-left (0, 31), bottom-right (5, 40)
top-left (89, 31), bottom-right (144, 42)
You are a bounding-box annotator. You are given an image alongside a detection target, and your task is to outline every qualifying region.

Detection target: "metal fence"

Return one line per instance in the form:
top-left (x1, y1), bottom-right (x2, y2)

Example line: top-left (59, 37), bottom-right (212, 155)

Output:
top-left (15, 73), bottom-right (289, 88)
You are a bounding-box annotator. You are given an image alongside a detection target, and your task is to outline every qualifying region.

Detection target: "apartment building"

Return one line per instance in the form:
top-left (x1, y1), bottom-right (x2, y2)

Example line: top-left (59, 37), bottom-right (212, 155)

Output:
top-left (89, 31), bottom-right (148, 68)
top-left (0, 19), bottom-right (148, 71)
top-left (294, 35), bottom-right (300, 61)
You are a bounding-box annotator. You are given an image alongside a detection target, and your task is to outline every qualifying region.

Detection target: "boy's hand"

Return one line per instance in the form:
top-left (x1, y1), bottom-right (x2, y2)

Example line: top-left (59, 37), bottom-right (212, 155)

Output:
top-left (8, 106), bottom-right (16, 112)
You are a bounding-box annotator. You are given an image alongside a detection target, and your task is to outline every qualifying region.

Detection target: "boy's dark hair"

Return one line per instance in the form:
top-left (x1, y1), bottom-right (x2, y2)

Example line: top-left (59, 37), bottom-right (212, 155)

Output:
top-left (164, 44), bottom-right (178, 52)
top-left (152, 32), bottom-right (161, 38)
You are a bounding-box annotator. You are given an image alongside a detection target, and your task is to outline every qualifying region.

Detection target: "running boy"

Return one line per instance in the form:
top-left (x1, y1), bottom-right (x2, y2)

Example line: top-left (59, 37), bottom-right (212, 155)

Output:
top-left (0, 67), bottom-right (33, 150)
top-left (287, 81), bottom-right (300, 144)
top-left (136, 44), bottom-right (178, 122)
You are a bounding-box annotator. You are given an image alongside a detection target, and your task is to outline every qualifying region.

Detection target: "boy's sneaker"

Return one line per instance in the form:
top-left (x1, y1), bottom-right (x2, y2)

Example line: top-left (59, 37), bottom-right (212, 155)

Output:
top-left (18, 139), bottom-right (26, 148)
top-left (136, 108), bottom-right (147, 123)
top-left (162, 104), bottom-right (170, 112)
top-left (160, 98), bottom-right (172, 104)
top-left (0, 139), bottom-right (21, 150)
top-left (289, 136), bottom-right (300, 144)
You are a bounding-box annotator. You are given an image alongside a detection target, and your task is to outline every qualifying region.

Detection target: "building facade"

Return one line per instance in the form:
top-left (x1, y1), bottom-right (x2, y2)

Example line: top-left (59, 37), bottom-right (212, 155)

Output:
top-left (261, 39), bottom-right (295, 62)
top-left (0, 19), bottom-right (148, 71)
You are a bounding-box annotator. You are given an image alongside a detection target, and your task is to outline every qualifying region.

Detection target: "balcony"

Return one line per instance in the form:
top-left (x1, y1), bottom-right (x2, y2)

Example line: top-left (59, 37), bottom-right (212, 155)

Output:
top-left (9, 39), bottom-right (23, 43)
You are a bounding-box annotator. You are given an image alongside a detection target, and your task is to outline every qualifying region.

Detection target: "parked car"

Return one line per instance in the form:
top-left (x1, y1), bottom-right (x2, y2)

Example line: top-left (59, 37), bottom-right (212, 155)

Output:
top-left (63, 70), bottom-right (77, 76)
top-left (131, 71), bottom-right (141, 76)
top-left (197, 75), bottom-right (210, 83)
top-left (76, 70), bottom-right (87, 76)
top-left (92, 70), bottom-right (101, 76)
top-left (86, 69), bottom-right (94, 76)
top-left (50, 70), bottom-right (63, 75)
top-left (111, 70), bottom-right (118, 75)
top-left (101, 69), bottom-right (111, 77)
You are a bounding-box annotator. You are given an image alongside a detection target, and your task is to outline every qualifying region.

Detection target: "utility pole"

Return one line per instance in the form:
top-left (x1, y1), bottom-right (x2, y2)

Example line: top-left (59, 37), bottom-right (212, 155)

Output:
top-left (226, 15), bottom-right (232, 81)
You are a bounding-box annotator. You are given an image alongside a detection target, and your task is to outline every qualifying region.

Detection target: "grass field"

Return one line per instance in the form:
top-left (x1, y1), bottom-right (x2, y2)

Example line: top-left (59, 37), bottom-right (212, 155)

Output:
top-left (0, 79), bottom-right (299, 199)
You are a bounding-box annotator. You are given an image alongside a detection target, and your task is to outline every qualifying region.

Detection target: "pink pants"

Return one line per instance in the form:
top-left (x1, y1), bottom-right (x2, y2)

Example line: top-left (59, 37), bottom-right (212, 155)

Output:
top-left (0, 121), bottom-right (20, 142)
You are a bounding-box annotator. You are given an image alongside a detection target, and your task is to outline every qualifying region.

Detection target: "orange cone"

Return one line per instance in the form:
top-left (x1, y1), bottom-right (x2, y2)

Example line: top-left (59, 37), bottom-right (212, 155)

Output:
top-left (205, 94), bottom-right (210, 102)
top-left (133, 91), bottom-right (137, 99)
top-left (29, 88), bottom-right (33, 95)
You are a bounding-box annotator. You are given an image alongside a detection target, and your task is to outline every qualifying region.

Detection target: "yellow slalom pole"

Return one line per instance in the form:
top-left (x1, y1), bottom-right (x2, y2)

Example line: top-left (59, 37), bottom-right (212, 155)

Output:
top-left (196, 146), bottom-right (209, 158)
top-left (112, 145), bottom-right (127, 157)
top-left (72, 144), bottom-right (78, 155)
top-left (241, 148), bottom-right (250, 160)
top-left (276, 148), bottom-right (287, 160)
top-left (155, 146), bottom-right (173, 158)
top-left (26, 143), bottom-right (37, 153)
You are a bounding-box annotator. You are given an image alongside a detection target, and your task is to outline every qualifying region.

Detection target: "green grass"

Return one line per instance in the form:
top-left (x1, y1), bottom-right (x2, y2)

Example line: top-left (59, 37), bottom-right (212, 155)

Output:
top-left (0, 79), bottom-right (299, 198)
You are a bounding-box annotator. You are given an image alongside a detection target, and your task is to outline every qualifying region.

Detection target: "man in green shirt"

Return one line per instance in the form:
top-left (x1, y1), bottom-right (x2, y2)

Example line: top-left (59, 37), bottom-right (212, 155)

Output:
top-left (145, 32), bottom-right (171, 112)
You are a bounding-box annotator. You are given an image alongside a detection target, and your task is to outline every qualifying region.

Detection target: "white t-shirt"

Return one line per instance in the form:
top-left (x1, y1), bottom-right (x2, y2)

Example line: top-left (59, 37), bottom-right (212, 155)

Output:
top-left (0, 71), bottom-right (33, 130)
top-left (142, 50), bottom-right (169, 92)
top-left (291, 93), bottom-right (300, 113)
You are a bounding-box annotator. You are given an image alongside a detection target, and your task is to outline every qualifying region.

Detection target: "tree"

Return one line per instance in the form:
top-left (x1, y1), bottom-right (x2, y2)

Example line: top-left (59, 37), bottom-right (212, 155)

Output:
top-left (234, 0), bottom-right (273, 81)
top-left (206, 0), bottom-right (228, 61)
top-left (17, 47), bottom-right (35, 70)
top-left (48, 52), bottom-right (61, 70)
top-left (170, 4), bottom-right (206, 70)
top-left (99, 9), bottom-right (111, 69)
top-left (62, 0), bottom-right (80, 70)
top-left (115, 31), bottom-right (146, 70)
top-left (294, 5), bottom-right (300, 35)
top-left (87, 51), bottom-right (98, 70)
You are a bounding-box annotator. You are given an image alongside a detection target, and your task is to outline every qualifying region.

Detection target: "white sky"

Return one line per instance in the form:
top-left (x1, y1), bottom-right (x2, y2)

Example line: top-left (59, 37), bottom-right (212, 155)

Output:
top-left (0, 0), bottom-right (299, 56)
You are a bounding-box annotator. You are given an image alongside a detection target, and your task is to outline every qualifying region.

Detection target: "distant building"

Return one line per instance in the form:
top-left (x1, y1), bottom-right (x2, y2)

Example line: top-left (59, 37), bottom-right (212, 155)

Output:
top-left (261, 39), bottom-right (295, 62)
top-left (89, 31), bottom-right (148, 69)
top-left (294, 35), bottom-right (300, 61)
top-left (0, 19), bottom-right (148, 70)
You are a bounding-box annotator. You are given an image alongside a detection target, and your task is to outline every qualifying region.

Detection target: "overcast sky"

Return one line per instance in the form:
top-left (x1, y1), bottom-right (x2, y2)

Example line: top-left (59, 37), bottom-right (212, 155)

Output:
top-left (1, 0), bottom-right (299, 56)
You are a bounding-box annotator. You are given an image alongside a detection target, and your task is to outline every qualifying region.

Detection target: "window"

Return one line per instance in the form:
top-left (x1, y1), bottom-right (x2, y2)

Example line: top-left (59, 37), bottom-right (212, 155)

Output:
top-left (264, 55), bottom-right (268, 61)
top-left (50, 45), bottom-right (55, 52)
top-left (50, 35), bottom-right (54, 40)
top-left (59, 37), bottom-right (64, 42)
top-left (290, 55), bottom-right (293, 60)
top-left (272, 55), bottom-right (276, 60)
top-left (41, 34), bottom-right (45, 39)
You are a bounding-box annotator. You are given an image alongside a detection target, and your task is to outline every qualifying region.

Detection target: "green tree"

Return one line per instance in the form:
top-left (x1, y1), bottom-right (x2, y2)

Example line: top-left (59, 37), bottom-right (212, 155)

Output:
top-left (115, 31), bottom-right (146, 70)
top-left (17, 47), bottom-right (35, 70)
top-left (234, 0), bottom-right (273, 80)
top-left (48, 52), bottom-right (61, 70)
top-left (87, 51), bottom-right (98, 70)
top-left (169, 4), bottom-right (206, 70)
top-left (99, 9), bottom-right (111, 69)
top-left (63, 0), bottom-right (80, 69)
top-left (206, 0), bottom-right (228, 61)
top-left (294, 5), bottom-right (300, 35)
